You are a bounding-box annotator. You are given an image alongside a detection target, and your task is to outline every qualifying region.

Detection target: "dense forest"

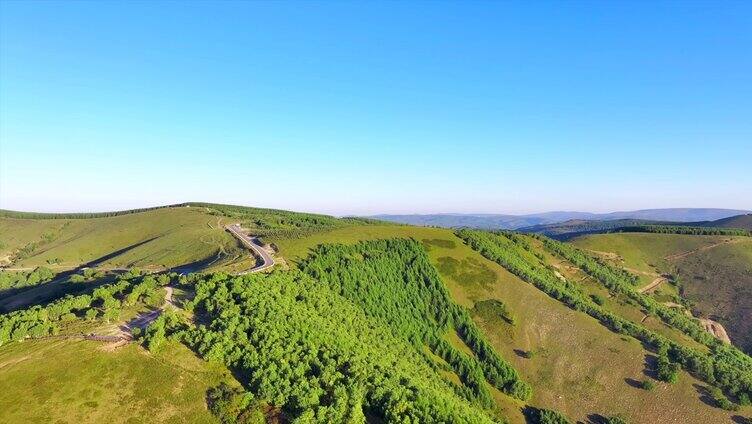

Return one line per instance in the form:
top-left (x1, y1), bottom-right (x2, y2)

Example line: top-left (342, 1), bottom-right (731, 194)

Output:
top-left (456, 229), bottom-right (752, 410)
top-left (162, 271), bottom-right (504, 423)
top-left (299, 239), bottom-right (530, 403)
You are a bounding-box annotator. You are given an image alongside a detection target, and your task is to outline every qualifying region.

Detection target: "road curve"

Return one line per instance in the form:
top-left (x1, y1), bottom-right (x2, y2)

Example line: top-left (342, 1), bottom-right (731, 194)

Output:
top-left (225, 224), bottom-right (275, 273)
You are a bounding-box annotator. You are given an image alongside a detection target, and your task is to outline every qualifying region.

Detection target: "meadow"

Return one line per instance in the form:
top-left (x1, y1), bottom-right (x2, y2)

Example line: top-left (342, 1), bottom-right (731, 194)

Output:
top-left (0, 339), bottom-right (233, 423)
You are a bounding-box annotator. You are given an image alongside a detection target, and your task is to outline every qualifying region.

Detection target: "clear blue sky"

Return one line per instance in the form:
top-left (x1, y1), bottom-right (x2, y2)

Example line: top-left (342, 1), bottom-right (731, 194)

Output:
top-left (1, 1), bottom-right (750, 215)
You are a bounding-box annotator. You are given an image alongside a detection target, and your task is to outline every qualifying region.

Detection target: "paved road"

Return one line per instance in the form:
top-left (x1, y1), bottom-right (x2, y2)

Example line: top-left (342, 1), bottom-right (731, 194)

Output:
top-left (225, 224), bottom-right (275, 273)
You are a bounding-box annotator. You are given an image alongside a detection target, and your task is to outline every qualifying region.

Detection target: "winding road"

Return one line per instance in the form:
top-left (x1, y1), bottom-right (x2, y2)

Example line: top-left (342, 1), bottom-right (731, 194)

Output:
top-left (225, 224), bottom-right (275, 273)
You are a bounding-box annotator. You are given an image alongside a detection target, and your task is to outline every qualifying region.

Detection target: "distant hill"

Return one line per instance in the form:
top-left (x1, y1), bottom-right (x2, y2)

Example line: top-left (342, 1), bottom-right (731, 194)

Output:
top-left (519, 218), bottom-right (665, 239)
top-left (704, 213), bottom-right (752, 230)
top-left (520, 213), bottom-right (752, 239)
top-left (371, 208), bottom-right (750, 230)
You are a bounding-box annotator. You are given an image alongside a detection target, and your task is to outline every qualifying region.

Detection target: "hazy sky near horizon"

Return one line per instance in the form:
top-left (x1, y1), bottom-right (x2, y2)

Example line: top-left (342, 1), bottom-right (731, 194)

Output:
top-left (1, 1), bottom-right (751, 216)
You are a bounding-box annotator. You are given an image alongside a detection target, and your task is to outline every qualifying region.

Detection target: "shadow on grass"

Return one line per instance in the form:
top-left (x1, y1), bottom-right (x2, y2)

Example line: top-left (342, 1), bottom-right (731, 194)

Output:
top-left (642, 353), bottom-right (659, 379)
top-left (692, 383), bottom-right (718, 408)
top-left (0, 237), bottom-right (158, 312)
top-left (624, 377), bottom-right (644, 389)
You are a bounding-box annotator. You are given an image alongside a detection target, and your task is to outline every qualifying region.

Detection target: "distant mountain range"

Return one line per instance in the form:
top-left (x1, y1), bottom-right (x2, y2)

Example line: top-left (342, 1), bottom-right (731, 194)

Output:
top-left (369, 208), bottom-right (751, 230)
top-left (521, 213), bottom-right (752, 240)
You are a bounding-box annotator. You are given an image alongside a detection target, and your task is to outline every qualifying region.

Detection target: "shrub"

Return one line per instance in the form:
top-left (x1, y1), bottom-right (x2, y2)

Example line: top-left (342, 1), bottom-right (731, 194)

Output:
top-left (710, 387), bottom-right (739, 411)
top-left (656, 355), bottom-right (679, 384)
top-left (640, 380), bottom-right (655, 391)
top-left (529, 408), bottom-right (571, 424)
top-left (590, 294), bottom-right (605, 306)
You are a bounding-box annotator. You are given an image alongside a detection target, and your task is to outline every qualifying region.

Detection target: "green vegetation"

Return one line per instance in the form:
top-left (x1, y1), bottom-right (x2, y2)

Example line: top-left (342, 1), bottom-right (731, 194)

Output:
top-left (299, 239), bottom-right (530, 403)
top-left (197, 202), bottom-right (376, 239)
top-left (3, 204), bottom-right (750, 423)
top-left (0, 267), bottom-right (55, 292)
top-left (536, 236), bottom-right (721, 348)
top-left (616, 225), bottom-right (750, 236)
top-left (472, 299), bottom-right (516, 325)
top-left (207, 383), bottom-right (267, 424)
top-left (0, 338), bottom-right (231, 423)
top-left (0, 204), bottom-right (183, 219)
top-left (571, 233), bottom-right (752, 355)
top-left (604, 416), bottom-right (629, 424)
top-left (656, 352), bottom-right (680, 383)
top-left (171, 271), bottom-right (503, 423)
top-left (0, 207), bottom-right (239, 271)
top-left (456, 229), bottom-right (752, 406)
top-left (526, 407), bottom-right (571, 424)
top-left (0, 271), bottom-right (170, 345)
top-left (271, 222), bottom-right (745, 422)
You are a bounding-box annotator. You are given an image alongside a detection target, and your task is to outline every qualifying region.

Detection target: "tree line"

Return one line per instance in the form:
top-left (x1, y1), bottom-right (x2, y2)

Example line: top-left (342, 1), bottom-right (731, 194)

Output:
top-left (0, 271), bottom-right (171, 345)
top-left (615, 225), bottom-right (750, 236)
top-left (0, 267), bottom-right (55, 292)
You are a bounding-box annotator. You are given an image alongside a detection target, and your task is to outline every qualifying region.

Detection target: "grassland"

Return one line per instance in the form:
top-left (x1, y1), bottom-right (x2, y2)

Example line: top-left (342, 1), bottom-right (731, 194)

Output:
top-left (0, 339), bottom-right (233, 423)
top-left (271, 224), bottom-right (745, 423)
top-left (0, 207), bottom-right (241, 271)
top-left (572, 233), bottom-right (752, 355)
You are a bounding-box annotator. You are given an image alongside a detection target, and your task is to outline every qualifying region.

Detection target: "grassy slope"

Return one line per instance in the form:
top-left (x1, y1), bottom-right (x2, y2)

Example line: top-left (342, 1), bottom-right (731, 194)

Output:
top-left (0, 207), bottom-right (242, 271)
top-left (272, 225), bottom-right (741, 423)
top-left (0, 339), bottom-right (233, 423)
top-left (573, 233), bottom-right (752, 355)
top-left (709, 214), bottom-right (752, 230)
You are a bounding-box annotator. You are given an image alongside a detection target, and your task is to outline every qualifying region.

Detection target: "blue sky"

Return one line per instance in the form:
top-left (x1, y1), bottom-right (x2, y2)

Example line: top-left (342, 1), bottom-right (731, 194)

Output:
top-left (1, 1), bottom-right (750, 215)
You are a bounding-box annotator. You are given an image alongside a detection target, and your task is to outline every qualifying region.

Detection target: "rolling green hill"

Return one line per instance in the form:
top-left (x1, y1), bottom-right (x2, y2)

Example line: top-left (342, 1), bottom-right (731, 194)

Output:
top-left (572, 233), bottom-right (752, 356)
top-left (1, 204), bottom-right (750, 423)
top-left (708, 214), bottom-right (752, 230)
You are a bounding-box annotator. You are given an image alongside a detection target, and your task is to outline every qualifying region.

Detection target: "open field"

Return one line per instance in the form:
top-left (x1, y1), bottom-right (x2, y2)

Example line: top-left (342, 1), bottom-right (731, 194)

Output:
top-left (572, 233), bottom-right (752, 355)
top-left (0, 339), bottom-right (233, 423)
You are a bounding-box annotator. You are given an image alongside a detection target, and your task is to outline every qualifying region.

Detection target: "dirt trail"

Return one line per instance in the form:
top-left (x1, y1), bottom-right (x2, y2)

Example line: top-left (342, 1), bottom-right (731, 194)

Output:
top-left (124, 286), bottom-right (174, 332)
top-left (621, 266), bottom-right (659, 277)
top-left (585, 249), bottom-right (621, 260)
top-left (638, 277), bottom-right (667, 294)
top-left (79, 286), bottom-right (175, 349)
top-left (663, 237), bottom-right (742, 261)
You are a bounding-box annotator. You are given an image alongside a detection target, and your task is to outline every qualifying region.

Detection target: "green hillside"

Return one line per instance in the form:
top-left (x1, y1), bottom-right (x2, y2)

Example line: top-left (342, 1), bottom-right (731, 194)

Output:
top-left (1, 205), bottom-right (750, 423)
top-left (572, 233), bottom-right (752, 356)
top-left (708, 214), bottom-right (752, 230)
top-left (0, 206), bottom-right (238, 271)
